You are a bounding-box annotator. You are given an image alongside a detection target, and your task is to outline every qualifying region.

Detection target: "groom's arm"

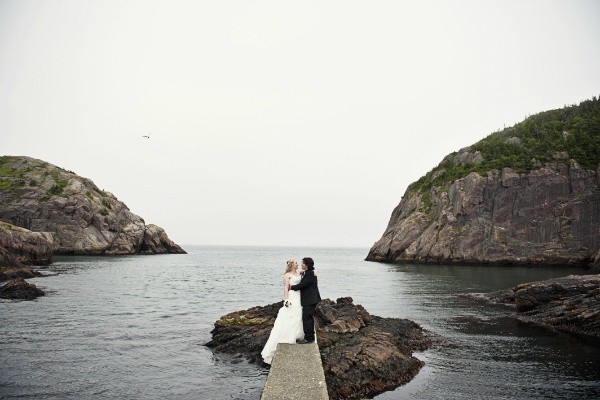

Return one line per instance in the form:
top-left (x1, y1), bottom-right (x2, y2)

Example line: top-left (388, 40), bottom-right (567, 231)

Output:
top-left (290, 273), bottom-right (315, 291)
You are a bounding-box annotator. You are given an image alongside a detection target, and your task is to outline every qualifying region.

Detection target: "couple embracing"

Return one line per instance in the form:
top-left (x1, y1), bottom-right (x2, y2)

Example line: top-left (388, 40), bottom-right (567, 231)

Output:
top-left (261, 257), bottom-right (321, 364)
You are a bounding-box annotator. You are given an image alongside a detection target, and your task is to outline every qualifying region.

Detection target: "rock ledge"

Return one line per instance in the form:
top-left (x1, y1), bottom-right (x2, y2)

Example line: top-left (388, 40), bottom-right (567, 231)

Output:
top-left (482, 274), bottom-right (600, 340)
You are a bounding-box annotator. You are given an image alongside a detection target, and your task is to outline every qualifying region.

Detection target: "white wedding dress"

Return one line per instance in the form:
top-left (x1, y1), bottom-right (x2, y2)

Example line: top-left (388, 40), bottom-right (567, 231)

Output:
top-left (261, 274), bottom-right (304, 364)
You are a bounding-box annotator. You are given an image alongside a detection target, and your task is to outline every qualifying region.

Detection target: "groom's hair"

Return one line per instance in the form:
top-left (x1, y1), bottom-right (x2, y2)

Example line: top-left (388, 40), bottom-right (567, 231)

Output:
top-left (302, 257), bottom-right (315, 270)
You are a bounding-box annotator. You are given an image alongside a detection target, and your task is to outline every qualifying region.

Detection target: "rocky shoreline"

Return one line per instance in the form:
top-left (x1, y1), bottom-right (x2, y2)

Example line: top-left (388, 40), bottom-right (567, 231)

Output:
top-left (0, 155), bottom-right (187, 299)
top-left (0, 221), bottom-right (50, 299)
top-left (0, 156), bottom-right (190, 300)
top-left (206, 297), bottom-right (431, 400)
top-left (478, 274), bottom-right (600, 340)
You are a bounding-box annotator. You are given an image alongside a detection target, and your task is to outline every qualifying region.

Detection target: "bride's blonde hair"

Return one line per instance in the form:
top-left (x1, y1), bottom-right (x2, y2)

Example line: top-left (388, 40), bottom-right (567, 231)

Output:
top-left (284, 259), bottom-right (297, 274)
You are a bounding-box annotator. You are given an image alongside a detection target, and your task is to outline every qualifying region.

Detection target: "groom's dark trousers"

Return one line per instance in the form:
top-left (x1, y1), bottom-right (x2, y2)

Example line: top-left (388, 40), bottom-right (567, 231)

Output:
top-left (302, 304), bottom-right (317, 342)
top-left (290, 270), bottom-right (321, 342)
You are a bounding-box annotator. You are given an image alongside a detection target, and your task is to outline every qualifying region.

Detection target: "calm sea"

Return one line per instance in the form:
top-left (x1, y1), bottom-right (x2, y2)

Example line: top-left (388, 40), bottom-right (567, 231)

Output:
top-left (1, 246), bottom-right (598, 399)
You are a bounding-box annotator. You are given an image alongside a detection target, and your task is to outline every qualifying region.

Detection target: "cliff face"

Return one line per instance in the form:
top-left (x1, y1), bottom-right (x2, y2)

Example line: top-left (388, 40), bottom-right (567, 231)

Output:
top-left (0, 156), bottom-right (185, 255)
top-left (367, 160), bottom-right (599, 266)
top-left (368, 98), bottom-right (600, 266)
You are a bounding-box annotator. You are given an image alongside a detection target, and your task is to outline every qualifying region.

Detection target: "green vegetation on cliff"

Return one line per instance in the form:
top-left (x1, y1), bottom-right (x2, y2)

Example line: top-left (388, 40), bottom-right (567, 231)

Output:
top-left (412, 96), bottom-right (600, 200)
top-left (0, 156), bottom-right (70, 200)
top-left (0, 156), bottom-right (27, 191)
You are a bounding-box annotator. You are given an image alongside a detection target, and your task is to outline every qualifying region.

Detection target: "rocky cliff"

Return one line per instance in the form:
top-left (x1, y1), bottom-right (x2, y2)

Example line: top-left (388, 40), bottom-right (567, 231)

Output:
top-left (0, 156), bottom-right (185, 255)
top-left (368, 97), bottom-right (600, 266)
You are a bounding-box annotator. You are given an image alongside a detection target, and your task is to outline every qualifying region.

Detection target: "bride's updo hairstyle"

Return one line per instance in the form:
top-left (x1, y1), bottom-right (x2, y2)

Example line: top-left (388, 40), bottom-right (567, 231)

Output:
top-left (284, 259), bottom-right (297, 274)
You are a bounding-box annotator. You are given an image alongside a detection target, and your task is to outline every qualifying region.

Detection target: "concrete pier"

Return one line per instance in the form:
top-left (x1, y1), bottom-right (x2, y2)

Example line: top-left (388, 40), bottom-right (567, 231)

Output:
top-left (260, 342), bottom-right (329, 400)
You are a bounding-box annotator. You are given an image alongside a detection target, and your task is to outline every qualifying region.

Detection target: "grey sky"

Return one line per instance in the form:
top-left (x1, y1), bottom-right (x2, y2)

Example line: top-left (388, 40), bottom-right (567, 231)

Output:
top-left (1, 0), bottom-right (599, 247)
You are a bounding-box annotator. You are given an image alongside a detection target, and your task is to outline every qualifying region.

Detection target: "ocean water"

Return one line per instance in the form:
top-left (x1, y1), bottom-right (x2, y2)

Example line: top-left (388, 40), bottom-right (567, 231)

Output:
top-left (1, 246), bottom-right (599, 399)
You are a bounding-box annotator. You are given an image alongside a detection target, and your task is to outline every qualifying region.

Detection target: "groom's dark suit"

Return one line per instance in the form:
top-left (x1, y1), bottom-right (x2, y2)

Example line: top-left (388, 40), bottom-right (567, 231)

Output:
top-left (290, 270), bottom-right (321, 342)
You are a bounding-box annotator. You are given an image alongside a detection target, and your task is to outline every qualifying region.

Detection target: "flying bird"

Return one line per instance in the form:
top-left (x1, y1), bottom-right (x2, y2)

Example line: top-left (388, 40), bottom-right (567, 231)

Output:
top-left (142, 132), bottom-right (151, 139)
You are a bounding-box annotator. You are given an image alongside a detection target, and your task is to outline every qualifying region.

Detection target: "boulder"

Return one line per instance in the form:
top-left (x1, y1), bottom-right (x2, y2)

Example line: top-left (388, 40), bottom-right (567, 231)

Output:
top-left (206, 297), bottom-right (431, 400)
top-left (0, 156), bottom-right (185, 255)
top-left (0, 277), bottom-right (45, 300)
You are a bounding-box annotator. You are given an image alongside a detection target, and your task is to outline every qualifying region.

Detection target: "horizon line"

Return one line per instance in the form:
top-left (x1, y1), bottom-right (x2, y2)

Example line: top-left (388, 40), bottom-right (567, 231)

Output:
top-left (180, 243), bottom-right (370, 249)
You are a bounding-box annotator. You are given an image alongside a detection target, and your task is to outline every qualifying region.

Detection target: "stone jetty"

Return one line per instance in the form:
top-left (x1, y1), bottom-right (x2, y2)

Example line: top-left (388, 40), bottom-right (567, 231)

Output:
top-left (261, 342), bottom-right (328, 400)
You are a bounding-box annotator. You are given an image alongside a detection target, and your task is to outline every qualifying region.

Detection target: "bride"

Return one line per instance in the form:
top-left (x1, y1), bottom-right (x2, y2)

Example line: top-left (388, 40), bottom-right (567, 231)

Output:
top-left (261, 259), bottom-right (304, 364)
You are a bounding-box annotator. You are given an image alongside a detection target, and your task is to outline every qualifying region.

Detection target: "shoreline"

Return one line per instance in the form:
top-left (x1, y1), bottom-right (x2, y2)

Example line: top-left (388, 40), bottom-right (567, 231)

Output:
top-left (365, 256), bottom-right (596, 269)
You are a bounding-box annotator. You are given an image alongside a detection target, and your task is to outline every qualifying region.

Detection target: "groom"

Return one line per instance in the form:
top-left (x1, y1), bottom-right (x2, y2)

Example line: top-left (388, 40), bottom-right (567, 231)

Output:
top-left (290, 257), bottom-right (321, 344)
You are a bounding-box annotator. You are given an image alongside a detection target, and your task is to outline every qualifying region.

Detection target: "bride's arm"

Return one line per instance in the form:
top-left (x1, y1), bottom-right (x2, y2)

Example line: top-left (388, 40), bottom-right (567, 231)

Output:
top-left (283, 273), bottom-right (291, 300)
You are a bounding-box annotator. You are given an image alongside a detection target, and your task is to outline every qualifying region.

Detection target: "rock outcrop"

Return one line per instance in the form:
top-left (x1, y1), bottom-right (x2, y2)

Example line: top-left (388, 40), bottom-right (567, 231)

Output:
top-left (368, 161), bottom-right (599, 266)
top-left (206, 297), bottom-right (431, 400)
top-left (481, 274), bottom-right (600, 340)
top-left (0, 221), bottom-right (53, 281)
top-left (0, 277), bottom-right (45, 300)
top-left (139, 224), bottom-right (184, 254)
top-left (0, 221), bottom-right (53, 265)
top-left (0, 265), bottom-right (41, 281)
top-left (368, 98), bottom-right (600, 266)
top-left (0, 156), bottom-right (185, 255)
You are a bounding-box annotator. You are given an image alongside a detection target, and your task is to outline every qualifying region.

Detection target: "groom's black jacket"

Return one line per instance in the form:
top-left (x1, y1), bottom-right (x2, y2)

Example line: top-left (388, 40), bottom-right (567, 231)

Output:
top-left (290, 270), bottom-right (321, 306)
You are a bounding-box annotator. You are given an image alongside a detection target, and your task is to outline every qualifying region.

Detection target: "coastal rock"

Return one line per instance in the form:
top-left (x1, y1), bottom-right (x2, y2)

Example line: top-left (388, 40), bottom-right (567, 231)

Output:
top-left (316, 299), bottom-right (429, 399)
top-left (139, 224), bottom-right (186, 254)
top-left (0, 221), bottom-right (53, 266)
top-left (0, 277), bottom-right (45, 300)
top-left (482, 274), bottom-right (600, 339)
top-left (367, 99), bottom-right (600, 267)
top-left (0, 156), bottom-right (185, 255)
top-left (206, 297), bottom-right (431, 400)
top-left (0, 264), bottom-right (41, 281)
top-left (481, 288), bottom-right (515, 305)
top-left (514, 275), bottom-right (600, 339)
top-left (367, 162), bottom-right (600, 266)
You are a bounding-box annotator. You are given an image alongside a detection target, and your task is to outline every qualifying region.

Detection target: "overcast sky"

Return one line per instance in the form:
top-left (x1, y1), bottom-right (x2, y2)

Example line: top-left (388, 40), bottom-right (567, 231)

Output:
top-left (1, 1), bottom-right (599, 247)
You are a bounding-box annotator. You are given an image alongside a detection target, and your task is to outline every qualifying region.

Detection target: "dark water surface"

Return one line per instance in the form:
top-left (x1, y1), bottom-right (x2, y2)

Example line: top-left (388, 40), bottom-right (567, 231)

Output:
top-left (1, 246), bottom-right (598, 399)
